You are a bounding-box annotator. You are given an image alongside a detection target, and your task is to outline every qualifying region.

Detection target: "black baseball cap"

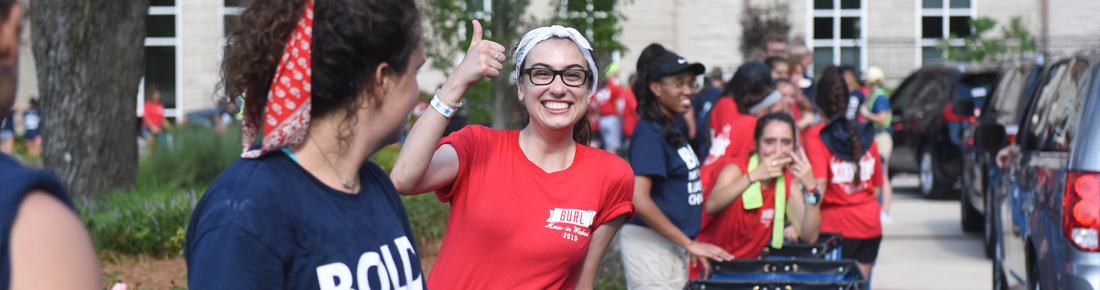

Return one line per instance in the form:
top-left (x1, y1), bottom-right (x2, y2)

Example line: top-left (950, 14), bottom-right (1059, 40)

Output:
top-left (648, 52), bottom-right (706, 81)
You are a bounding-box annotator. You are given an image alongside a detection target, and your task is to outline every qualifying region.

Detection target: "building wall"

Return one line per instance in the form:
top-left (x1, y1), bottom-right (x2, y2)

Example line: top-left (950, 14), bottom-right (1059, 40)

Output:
top-left (618, 0), bottom-right (742, 83)
top-left (865, 0), bottom-right (918, 82)
top-left (180, 0), bottom-right (224, 117)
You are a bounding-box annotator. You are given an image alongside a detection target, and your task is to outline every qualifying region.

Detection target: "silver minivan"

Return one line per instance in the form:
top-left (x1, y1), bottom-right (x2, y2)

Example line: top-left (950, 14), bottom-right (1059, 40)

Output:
top-left (975, 48), bottom-right (1100, 290)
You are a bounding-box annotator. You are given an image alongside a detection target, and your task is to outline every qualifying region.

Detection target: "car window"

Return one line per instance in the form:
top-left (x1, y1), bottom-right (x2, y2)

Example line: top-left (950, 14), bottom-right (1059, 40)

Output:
top-left (991, 68), bottom-right (1025, 124)
top-left (891, 74), bottom-right (919, 106)
top-left (913, 76), bottom-right (946, 105)
top-left (959, 73), bottom-right (997, 109)
top-left (1023, 58), bottom-right (1091, 152)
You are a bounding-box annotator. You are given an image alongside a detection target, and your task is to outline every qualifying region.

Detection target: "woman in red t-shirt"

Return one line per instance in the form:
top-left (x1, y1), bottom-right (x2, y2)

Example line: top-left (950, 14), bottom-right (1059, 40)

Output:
top-left (390, 24), bottom-right (635, 289)
top-left (803, 66), bottom-right (885, 279)
top-left (691, 113), bottom-right (822, 278)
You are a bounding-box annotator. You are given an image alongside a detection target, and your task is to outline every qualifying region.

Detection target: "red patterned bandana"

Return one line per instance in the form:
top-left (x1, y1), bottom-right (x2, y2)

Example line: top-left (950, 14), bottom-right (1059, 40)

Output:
top-left (241, 0), bottom-right (314, 158)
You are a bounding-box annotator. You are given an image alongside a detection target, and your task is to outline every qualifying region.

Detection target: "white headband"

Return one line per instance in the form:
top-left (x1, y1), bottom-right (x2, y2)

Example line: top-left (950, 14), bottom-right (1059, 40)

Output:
top-left (513, 25), bottom-right (599, 95)
top-left (749, 90), bottom-right (784, 115)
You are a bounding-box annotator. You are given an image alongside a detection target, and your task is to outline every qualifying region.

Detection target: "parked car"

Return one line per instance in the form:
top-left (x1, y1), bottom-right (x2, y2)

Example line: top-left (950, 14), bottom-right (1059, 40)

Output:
top-left (975, 48), bottom-right (1100, 290)
top-left (958, 58), bottom-right (1046, 258)
top-left (889, 63), bottom-right (1000, 199)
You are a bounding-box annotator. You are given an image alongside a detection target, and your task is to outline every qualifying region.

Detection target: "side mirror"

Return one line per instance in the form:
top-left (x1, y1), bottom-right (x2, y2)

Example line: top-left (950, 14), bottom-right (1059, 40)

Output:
top-left (974, 124), bottom-right (1007, 152)
top-left (952, 100), bottom-right (976, 117)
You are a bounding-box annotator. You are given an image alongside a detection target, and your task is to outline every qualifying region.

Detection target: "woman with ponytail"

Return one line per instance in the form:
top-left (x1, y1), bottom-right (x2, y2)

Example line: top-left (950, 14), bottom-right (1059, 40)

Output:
top-left (389, 24), bottom-right (635, 288)
top-left (186, 0), bottom-right (427, 288)
top-left (802, 66), bottom-right (885, 279)
top-left (621, 43), bottom-right (732, 288)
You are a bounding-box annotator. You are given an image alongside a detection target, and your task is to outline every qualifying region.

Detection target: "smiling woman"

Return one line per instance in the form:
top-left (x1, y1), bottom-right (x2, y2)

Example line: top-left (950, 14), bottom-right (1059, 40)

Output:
top-left (389, 24), bottom-right (636, 289)
top-left (622, 43), bottom-right (728, 288)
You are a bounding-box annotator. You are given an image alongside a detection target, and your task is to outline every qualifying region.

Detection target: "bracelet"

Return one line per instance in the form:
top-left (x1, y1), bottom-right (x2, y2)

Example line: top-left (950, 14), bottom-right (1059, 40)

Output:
top-left (434, 89), bottom-right (465, 108)
top-left (430, 96), bottom-right (456, 118)
top-left (746, 172), bottom-right (755, 183)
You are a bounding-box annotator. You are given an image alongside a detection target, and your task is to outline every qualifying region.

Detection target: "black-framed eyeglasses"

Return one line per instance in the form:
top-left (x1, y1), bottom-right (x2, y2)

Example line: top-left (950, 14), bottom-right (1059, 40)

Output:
top-left (521, 68), bottom-right (591, 87)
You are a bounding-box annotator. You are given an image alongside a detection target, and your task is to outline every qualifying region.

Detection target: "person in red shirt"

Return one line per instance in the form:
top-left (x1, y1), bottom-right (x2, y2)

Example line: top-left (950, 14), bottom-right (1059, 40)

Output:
top-left (390, 24), bottom-right (635, 289)
top-left (141, 84), bottom-right (173, 147)
top-left (691, 113), bottom-right (822, 278)
top-left (621, 73), bottom-right (639, 139)
top-left (594, 62), bottom-right (626, 153)
top-left (803, 66), bottom-right (884, 279)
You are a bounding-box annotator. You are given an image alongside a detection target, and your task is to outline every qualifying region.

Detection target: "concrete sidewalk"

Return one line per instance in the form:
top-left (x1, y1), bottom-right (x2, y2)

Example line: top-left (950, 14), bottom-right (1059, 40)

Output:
top-left (871, 175), bottom-right (991, 290)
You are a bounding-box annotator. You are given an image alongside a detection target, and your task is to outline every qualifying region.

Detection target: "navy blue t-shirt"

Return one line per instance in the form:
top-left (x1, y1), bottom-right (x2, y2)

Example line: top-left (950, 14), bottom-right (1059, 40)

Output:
top-left (1, 111), bottom-right (13, 132)
top-left (690, 87), bottom-right (723, 159)
top-left (185, 152), bottom-right (425, 290)
top-left (629, 119), bottom-right (703, 238)
top-left (22, 109), bottom-right (39, 139)
top-left (0, 154), bottom-right (74, 289)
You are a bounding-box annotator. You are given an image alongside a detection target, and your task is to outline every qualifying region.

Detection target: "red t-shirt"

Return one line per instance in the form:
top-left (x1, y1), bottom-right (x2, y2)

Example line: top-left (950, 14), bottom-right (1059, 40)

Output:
top-left (692, 155), bottom-right (793, 278)
top-left (594, 82), bottom-right (625, 117)
top-left (429, 126), bottom-right (636, 289)
top-left (143, 101), bottom-right (166, 131)
top-left (621, 88), bottom-right (639, 137)
top-left (803, 124), bottom-right (884, 239)
top-left (701, 97), bottom-right (756, 192)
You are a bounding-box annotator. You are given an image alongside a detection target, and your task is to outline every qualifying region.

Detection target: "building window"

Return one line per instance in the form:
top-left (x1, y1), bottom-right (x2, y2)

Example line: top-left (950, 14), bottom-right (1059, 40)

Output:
top-left (142, 2), bottom-right (180, 118)
top-left (920, 0), bottom-right (973, 65)
top-left (811, 0), bottom-right (865, 77)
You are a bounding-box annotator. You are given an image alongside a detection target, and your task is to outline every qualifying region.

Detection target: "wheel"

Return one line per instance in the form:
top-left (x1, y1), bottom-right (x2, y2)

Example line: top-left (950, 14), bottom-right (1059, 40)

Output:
top-left (983, 179), bottom-right (997, 259)
top-left (919, 149), bottom-right (954, 199)
top-left (1028, 257), bottom-right (1043, 290)
top-left (961, 189), bottom-right (984, 232)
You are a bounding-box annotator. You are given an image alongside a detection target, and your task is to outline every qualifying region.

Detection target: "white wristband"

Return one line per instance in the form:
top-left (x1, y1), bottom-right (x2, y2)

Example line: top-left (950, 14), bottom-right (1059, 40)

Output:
top-left (430, 96), bottom-right (456, 118)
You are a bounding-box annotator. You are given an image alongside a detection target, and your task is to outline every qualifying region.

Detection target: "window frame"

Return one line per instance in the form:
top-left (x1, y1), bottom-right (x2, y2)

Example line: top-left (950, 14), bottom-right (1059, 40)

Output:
top-left (138, 2), bottom-right (182, 119)
top-left (807, 0), bottom-right (866, 76)
top-left (915, 0), bottom-right (975, 67)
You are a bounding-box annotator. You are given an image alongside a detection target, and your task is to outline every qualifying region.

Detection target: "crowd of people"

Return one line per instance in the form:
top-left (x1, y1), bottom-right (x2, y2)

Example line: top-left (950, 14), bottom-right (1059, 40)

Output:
top-left (0, 0), bottom-right (900, 289)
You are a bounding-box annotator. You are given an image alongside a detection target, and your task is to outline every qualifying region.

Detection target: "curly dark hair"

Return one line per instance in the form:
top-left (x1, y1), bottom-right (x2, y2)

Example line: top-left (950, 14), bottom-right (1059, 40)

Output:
top-left (721, 62), bottom-right (774, 115)
top-left (220, 0), bottom-right (421, 146)
top-left (815, 66), bottom-right (862, 183)
top-left (514, 37), bottom-right (597, 145)
top-left (632, 43), bottom-right (685, 147)
top-left (0, 0), bottom-right (13, 20)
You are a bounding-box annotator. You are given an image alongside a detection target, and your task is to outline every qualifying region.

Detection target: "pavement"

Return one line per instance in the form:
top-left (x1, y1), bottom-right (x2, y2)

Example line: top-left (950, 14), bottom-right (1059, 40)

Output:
top-left (872, 174), bottom-right (991, 290)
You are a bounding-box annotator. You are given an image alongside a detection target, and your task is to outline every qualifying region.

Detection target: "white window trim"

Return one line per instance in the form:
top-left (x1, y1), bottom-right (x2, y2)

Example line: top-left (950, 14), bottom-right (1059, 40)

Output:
top-left (810, 0), bottom-right (866, 72)
top-left (139, 3), bottom-right (182, 119)
top-left (916, 0), bottom-right (975, 67)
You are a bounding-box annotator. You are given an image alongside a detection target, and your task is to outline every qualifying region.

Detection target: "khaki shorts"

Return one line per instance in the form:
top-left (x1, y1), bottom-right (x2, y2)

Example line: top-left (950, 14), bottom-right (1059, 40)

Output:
top-left (874, 132), bottom-right (893, 162)
top-left (619, 224), bottom-right (688, 290)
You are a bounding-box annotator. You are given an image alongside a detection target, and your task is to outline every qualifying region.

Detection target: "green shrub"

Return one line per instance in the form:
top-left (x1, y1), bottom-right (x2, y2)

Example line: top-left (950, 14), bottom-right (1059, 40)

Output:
top-left (80, 184), bottom-right (205, 258)
top-left (401, 193), bottom-right (450, 246)
top-left (137, 125), bottom-right (241, 189)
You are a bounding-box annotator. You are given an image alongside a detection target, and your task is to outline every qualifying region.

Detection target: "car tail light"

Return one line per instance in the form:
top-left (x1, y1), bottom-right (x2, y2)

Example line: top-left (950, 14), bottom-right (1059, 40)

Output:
top-left (943, 104), bottom-right (975, 123)
top-left (1065, 171), bottom-right (1100, 251)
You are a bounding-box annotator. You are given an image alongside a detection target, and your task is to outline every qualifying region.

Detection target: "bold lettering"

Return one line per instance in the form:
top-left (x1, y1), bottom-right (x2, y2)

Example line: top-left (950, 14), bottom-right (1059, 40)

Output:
top-left (394, 236), bottom-right (423, 290)
top-left (317, 262), bottom-right (354, 290)
top-left (380, 245), bottom-right (404, 290)
top-left (356, 252), bottom-right (390, 290)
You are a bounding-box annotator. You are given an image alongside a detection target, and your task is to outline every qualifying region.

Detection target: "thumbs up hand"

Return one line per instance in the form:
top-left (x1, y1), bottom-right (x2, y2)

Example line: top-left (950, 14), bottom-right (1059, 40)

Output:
top-left (447, 20), bottom-right (507, 90)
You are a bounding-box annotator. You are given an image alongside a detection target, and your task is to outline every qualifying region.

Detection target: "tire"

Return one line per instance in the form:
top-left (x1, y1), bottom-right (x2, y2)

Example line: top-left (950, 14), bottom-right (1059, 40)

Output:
top-left (1028, 254), bottom-right (1043, 290)
top-left (919, 149), bottom-right (955, 199)
top-left (961, 190), bottom-right (984, 232)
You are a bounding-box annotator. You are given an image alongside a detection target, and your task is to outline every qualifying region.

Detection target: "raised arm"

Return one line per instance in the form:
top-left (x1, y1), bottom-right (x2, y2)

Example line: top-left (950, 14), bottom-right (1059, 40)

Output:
top-left (390, 20), bottom-right (505, 195)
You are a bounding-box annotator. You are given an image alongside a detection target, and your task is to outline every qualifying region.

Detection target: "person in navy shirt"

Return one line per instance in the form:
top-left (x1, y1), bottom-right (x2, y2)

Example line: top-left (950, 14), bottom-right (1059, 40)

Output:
top-left (1, 109), bottom-right (13, 154)
top-left (621, 44), bottom-right (733, 288)
top-left (0, 1), bottom-right (101, 289)
top-left (185, 0), bottom-right (427, 289)
top-left (21, 98), bottom-right (39, 156)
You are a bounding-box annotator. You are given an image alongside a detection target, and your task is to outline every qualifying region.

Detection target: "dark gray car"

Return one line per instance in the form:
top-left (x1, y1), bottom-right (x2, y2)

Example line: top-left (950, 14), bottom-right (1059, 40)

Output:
top-left (976, 48), bottom-right (1100, 290)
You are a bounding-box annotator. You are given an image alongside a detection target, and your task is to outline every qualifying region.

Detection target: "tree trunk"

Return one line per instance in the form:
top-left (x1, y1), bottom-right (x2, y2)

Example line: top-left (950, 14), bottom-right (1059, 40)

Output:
top-left (30, 0), bottom-right (148, 195)
top-left (490, 0), bottom-right (512, 129)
